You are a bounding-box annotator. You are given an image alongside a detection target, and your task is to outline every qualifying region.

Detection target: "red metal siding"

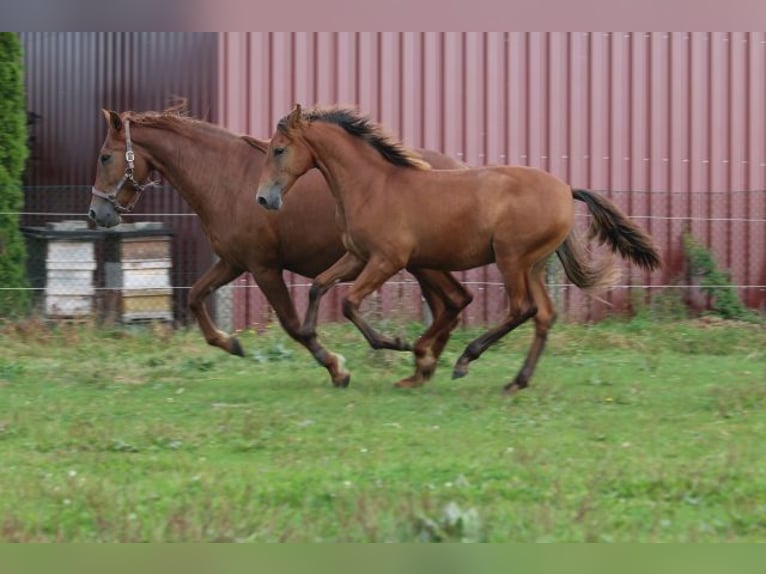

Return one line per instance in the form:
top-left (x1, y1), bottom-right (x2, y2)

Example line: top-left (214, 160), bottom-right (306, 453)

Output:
top-left (19, 33), bottom-right (761, 329)
top-left (219, 32), bottom-right (765, 327)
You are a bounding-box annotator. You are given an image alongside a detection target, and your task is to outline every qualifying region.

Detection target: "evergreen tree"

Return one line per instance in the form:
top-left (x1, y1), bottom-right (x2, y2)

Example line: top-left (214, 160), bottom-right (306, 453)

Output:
top-left (0, 32), bottom-right (30, 316)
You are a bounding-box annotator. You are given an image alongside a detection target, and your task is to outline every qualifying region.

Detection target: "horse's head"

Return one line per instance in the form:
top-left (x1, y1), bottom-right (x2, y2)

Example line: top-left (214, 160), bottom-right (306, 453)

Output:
top-left (88, 109), bottom-right (157, 227)
top-left (255, 104), bottom-right (314, 211)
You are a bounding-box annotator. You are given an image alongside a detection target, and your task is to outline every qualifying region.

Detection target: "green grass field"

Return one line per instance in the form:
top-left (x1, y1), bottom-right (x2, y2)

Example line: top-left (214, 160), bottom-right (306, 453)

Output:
top-left (0, 316), bottom-right (764, 542)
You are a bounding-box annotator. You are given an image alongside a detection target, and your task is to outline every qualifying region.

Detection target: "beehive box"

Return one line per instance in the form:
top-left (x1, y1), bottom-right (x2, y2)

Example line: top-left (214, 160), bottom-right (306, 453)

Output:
top-left (44, 253), bottom-right (97, 317)
top-left (22, 223), bottom-right (98, 320)
top-left (119, 234), bottom-right (173, 322)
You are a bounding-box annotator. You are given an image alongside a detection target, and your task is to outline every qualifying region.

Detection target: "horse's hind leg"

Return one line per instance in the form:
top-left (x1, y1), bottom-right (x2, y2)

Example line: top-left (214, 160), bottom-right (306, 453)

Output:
top-left (255, 267), bottom-right (353, 388)
top-left (452, 263), bottom-right (537, 385)
top-left (397, 269), bottom-right (473, 388)
top-left (420, 270), bottom-right (473, 360)
top-left (189, 259), bottom-right (245, 355)
top-left (504, 261), bottom-right (556, 394)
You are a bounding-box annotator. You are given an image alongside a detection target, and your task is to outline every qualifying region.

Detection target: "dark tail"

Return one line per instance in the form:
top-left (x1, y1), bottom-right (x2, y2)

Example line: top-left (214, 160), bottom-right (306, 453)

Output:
top-left (555, 188), bottom-right (661, 293)
top-left (572, 189), bottom-right (661, 271)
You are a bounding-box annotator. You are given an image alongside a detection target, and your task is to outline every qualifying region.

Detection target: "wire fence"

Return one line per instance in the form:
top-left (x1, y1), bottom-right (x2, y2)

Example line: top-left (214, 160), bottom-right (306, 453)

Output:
top-left (6, 185), bottom-right (766, 326)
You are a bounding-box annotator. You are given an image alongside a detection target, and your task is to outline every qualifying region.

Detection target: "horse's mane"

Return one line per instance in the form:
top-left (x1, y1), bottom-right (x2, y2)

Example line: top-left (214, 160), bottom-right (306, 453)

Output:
top-left (279, 106), bottom-right (430, 170)
top-left (127, 99), bottom-right (194, 128)
top-left (125, 100), bottom-right (245, 143)
top-left (241, 135), bottom-right (270, 152)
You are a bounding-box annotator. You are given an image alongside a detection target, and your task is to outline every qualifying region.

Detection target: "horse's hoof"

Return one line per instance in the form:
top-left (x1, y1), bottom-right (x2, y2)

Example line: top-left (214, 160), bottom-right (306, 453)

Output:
top-left (503, 382), bottom-right (525, 395)
top-left (333, 373), bottom-right (351, 388)
top-left (452, 367), bottom-right (468, 380)
top-left (329, 353), bottom-right (349, 388)
top-left (393, 377), bottom-right (423, 389)
top-left (230, 337), bottom-right (245, 357)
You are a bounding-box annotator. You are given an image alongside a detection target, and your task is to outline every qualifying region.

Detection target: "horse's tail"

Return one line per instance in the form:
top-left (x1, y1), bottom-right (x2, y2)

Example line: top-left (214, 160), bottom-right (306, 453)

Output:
top-left (572, 189), bottom-right (661, 271)
top-left (555, 229), bottom-right (621, 293)
top-left (555, 188), bottom-right (661, 293)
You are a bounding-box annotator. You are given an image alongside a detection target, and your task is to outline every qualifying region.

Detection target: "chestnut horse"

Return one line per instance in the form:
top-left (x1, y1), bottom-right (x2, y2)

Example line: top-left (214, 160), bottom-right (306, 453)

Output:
top-left (256, 105), bottom-right (661, 393)
top-left (88, 106), bottom-right (472, 387)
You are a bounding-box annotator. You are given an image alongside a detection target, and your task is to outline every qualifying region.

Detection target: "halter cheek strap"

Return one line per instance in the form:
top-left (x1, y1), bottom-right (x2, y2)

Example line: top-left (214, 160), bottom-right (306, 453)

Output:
top-left (91, 119), bottom-right (159, 213)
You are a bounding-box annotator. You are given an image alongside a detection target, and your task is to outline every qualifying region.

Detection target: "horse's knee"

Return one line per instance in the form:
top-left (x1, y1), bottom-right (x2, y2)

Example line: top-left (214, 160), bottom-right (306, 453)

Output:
top-left (458, 290), bottom-right (474, 310)
top-left (188, 293), bottom-right (203, 314)
top-left (506, 299), bottom-right (537, 321)
top-left (535, 310), bottom-right (556, 334)
top-left (444, 288), bottom-right (473, 313)
top-left (521, 302), bottom-right (538, 320)
top-left (308, 282), bottom-right (323, 303)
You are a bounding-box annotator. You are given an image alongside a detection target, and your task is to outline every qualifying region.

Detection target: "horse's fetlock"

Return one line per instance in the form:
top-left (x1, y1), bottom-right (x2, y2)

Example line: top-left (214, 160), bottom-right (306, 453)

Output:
top-left (466, 342), bottom-right (482, 360)
top-left (299, 328), bottom-right (316, 342)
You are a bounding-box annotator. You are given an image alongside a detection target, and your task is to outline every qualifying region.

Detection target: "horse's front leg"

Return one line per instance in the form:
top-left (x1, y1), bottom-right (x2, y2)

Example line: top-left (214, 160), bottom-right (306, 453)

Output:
top-left (188, 259), bottom-right (245, 355)
top-left (339, 256), bottom-right (411, 354)
top-left (254, 267), bottom-right (351, 387)
top-left (301, 251), bottom-right (366, 340)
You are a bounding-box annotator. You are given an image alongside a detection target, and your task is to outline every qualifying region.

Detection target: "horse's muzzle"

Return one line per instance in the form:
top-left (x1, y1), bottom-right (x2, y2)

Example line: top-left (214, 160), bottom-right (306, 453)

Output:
top-left (88, 197), bottom-right (122, 228)
top-left (255, 183), bottom-right (284, 211)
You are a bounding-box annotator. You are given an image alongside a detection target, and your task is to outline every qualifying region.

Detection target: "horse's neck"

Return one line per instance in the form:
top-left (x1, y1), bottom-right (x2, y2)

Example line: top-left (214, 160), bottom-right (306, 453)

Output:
top-left (308, 128), bottom-right (387, 212)
top-left (135, 124), bottom-right (252, 222)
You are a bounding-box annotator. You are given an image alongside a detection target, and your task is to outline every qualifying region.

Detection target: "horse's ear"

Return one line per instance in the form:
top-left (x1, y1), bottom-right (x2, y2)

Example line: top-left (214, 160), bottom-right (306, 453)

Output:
top-left (287, 104), bottom-right (303, 129)
top-left (102, 109), bottom-right (123, 132)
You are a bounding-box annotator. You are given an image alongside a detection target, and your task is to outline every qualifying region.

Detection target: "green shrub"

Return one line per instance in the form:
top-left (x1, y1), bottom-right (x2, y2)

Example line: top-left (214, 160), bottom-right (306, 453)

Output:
top-left (0, 32), bottom-right (29, 317)
top-left (682, 231), bottom-right (757, 322)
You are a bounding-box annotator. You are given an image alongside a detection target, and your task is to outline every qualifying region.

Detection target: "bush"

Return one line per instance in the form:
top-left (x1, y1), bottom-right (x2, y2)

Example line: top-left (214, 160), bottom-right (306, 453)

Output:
top-left (682, 231), bottom-right (757, 322)
top-left (0, 33), bottom-right (29, 317)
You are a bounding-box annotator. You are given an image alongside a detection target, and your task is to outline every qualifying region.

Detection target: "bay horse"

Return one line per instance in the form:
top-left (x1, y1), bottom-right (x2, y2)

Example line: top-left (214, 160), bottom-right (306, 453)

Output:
top-left (88, 105), bottom-right (472, 387)
top-left (255, 105), bottom-right (661, 393)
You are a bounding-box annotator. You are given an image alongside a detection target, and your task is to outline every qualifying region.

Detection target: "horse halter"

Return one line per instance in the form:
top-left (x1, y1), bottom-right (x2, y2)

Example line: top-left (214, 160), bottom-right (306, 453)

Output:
top-left (91, 119), bottom-right (159, 212)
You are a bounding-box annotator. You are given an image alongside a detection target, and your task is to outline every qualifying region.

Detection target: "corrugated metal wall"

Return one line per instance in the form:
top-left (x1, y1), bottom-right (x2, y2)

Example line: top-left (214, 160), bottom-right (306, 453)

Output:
top-left (20, 33), bottom-right (765, 328)
top-left (21, 32), bottom-right (219, 321)
top-left (219, 32), bottom-right (765, 326)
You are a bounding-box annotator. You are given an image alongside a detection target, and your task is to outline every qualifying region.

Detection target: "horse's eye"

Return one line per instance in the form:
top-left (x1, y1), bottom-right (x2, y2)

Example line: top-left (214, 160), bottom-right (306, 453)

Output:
top-left (273, 147), bottom-right (285, 157)
top-left (100, 154), bottom-right (111, 164)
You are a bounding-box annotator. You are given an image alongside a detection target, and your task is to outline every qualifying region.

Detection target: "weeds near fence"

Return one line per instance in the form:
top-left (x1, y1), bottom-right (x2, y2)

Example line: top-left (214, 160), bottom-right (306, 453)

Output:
top-left (682, 232), bottom-right (759, 322)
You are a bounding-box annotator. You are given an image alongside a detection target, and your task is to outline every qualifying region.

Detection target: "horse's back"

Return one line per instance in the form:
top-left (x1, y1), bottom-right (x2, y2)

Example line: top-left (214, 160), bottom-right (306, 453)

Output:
top-left (386, 164), bottom-right (573, 269)
top-left (416, 148), bottom-right (465, 170)
top-left (413, 164), bottom-right (572, 214)
top-left (475, 165), bottom-right (573, 219)
top-left (486, 166), bottom-right (575, 259)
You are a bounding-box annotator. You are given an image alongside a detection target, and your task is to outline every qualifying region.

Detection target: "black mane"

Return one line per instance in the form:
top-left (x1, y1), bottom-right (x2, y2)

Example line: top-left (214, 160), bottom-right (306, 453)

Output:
top-left (279, 107), bottom-right (430, 170)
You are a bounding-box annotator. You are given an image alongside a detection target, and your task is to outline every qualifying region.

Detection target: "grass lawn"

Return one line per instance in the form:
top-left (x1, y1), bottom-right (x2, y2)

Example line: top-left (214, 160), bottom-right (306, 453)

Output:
top-left (0, 316), bottom-right (764, 541)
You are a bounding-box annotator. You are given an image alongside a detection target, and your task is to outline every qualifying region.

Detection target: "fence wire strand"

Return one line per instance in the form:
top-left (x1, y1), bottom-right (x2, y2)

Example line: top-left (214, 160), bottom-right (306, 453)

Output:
top-left (9, 185), bottom-right (766, 324)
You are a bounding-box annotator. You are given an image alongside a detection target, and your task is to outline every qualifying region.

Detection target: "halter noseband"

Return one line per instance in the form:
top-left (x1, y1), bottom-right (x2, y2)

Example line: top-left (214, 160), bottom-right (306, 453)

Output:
top-left (91, 119), bottom-right (159, 212)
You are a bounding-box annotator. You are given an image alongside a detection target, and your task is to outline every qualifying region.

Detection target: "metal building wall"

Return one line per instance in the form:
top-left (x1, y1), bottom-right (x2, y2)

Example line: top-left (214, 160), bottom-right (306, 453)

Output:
top-left (20, 32), bottom-right (220, 321)
top-left (21, 33), bottom-right (763, 328)
top-left (219, 32), bottom-right (765, 327)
